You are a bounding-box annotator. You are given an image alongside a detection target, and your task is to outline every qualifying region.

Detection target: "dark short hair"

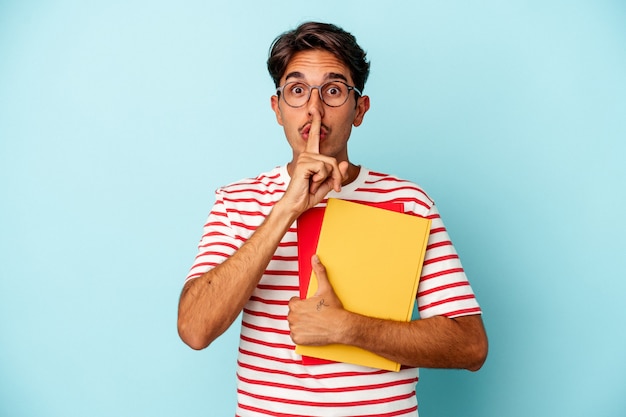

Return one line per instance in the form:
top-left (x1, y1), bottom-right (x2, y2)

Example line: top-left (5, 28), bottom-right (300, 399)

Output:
top-left (267, 22), bottom-right (370, 93)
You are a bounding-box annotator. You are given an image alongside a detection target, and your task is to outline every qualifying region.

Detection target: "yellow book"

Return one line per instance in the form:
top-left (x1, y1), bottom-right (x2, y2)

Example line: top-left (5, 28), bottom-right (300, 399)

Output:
top-left (295, 198), bottom-right (432, 371)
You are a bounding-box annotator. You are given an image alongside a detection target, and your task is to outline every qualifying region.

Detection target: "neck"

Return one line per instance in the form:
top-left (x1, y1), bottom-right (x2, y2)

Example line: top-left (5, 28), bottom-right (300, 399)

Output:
top-left (343, 163), bottom-right (361, 186)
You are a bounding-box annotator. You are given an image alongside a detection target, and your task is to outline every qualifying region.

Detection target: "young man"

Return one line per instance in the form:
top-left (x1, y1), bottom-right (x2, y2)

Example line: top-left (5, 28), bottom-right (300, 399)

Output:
top-left (178, 22), bottom-right (487, 416)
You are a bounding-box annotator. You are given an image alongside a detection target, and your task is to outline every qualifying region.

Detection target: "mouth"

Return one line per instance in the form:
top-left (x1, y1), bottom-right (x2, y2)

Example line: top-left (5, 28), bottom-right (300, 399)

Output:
top-left (301, 123), bottom-right (329, 141)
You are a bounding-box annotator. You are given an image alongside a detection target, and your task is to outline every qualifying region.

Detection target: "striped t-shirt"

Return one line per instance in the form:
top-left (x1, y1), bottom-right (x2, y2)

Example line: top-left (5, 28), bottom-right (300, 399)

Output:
top-left (186, 165), bottom-right (481, 417)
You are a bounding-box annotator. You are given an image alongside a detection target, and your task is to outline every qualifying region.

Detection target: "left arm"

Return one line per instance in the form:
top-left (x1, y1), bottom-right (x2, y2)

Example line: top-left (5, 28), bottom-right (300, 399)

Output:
top-left (288, 255), bottom-right (488, 371)
top-left (339, 311), bottom-right (487, 371)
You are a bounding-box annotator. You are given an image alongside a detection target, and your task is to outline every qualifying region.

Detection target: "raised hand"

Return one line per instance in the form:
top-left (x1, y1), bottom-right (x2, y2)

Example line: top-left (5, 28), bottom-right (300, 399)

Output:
top-left (282, 109), bottom-right (349, 214)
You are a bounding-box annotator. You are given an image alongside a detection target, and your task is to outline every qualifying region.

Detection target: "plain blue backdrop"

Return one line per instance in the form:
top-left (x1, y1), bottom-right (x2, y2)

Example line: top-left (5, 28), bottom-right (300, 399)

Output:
top-left (1, 1), bottom-right (625, 416)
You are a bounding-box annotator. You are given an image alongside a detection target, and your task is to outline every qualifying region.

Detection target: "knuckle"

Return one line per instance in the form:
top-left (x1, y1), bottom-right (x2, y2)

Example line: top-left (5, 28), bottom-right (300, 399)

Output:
top-left (288, 297), bottom-right (301, 313)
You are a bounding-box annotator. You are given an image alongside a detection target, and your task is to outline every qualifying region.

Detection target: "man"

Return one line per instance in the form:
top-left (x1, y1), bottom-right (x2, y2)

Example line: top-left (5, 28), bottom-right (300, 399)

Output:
top-left (178, 21), bottom-right (487, 416)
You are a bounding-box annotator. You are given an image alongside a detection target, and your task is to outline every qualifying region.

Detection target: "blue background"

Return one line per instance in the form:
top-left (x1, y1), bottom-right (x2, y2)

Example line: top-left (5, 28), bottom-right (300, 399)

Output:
top-left (1, 1), bottom-right (625, 416)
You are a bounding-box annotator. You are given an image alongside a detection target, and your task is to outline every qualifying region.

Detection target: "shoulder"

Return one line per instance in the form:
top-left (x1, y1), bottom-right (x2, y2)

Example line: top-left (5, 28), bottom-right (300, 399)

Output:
top-left (218, 166), bottom-right (287, 194)
top-left (358, 168), bottom-right (435, 216)
top-left (214, 166), bottom-right (288, 208)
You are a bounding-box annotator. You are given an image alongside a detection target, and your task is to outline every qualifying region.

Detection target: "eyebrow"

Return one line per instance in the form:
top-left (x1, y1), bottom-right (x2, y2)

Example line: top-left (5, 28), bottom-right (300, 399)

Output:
top-left (284, 71), bottom-right (349, 83)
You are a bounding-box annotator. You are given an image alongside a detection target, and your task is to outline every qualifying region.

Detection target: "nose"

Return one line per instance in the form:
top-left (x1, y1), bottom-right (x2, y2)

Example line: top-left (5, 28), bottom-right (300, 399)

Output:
top-left (306, 86), bottom-right (325, 117)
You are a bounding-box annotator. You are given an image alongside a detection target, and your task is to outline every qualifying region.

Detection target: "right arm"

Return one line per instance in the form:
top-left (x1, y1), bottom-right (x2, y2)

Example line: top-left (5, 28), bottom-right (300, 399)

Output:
top-left (177, 111), bottom-right (347, 350)
top-left (177, 199), bottom-right (300, 350)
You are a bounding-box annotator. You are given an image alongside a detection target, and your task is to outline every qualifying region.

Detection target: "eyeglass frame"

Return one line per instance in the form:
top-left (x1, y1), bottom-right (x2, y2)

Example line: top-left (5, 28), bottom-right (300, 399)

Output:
top-left (275, 80), bottom-right (363, 108)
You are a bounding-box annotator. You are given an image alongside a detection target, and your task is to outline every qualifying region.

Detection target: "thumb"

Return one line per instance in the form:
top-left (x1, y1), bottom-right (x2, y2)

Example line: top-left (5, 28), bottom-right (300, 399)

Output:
top-left (311, 254), bottom-right (332, 296)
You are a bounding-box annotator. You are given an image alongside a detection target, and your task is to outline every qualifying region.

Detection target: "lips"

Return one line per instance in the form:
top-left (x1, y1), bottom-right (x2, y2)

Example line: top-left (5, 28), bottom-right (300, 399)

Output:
top-left (301, 123), bottom-right (328, 140)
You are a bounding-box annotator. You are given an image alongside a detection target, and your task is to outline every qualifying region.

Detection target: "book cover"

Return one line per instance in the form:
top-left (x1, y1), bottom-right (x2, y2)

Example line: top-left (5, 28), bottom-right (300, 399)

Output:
top-left (296, 201), bottom-right (403, 366)
top-left (295, 198), bottom-right (431, 371)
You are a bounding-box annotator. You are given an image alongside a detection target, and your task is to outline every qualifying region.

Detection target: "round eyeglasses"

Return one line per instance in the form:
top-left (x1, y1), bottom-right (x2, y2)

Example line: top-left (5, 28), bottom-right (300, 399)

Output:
top-left (276, 81), bottom-right (362, 108)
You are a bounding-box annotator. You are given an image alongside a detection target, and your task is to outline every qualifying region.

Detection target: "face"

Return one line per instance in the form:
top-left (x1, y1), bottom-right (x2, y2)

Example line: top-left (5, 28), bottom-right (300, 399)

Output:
top-left (270, 49), bottom-right (370, 163)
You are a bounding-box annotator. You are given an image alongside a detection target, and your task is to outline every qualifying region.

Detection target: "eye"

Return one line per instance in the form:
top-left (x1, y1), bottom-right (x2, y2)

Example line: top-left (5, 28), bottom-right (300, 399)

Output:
top-left (323, 83), bottom-right (345, 97)
top-left (288, 83), bottom-right (308, 97)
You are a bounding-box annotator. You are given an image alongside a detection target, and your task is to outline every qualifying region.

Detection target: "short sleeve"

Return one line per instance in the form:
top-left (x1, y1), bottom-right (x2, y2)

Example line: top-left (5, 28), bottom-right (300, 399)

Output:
top-left (185, 189), bottom-right (242, 283)
top-left (416, 204), bottom-right (482, 319)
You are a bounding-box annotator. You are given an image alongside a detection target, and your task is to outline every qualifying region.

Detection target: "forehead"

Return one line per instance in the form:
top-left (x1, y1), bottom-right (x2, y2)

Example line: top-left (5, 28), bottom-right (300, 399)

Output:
top-left (282, 49), bottom-right (352, 84)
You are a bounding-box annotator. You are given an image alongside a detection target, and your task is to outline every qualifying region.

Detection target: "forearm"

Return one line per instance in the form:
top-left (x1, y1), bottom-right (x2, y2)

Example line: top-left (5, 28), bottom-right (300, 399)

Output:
top-left (177, 200), bottom-right (298, 350)
top-left (339, 313), bottom-right (488, 371)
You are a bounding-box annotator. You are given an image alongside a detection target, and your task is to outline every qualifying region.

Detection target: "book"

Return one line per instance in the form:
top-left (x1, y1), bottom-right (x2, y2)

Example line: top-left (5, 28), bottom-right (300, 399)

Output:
top-left (296, 201), bottom-right (403, 366)
top-left (295, 198), bottom-right (431, 371)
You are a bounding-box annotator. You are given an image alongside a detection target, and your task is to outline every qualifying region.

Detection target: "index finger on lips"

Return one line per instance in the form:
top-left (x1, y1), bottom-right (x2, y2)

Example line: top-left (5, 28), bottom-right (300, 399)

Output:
top-left (305, 110), bottom-right (321, 154)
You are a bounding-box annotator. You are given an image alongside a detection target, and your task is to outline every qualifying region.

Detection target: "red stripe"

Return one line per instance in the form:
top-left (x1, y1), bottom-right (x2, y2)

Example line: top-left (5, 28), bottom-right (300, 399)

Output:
top-left (423, 254), bottom-right (459, 266)
top-left (418, 281), bottom-right (469, 297)
top-left (229, 235), bottom-right (297, 245)
top-left (421, 267), bottom-right (465, 281)
top-left (235, 404), bottom-right (300, 417)
top-left (186, 272), bottom-right (204, 280)
top-left (256, 284), bottom-right (299, 291)
top-left (224, 197), bottom-right (276, 206)
top-left (204, 220), bottom-right (229, 227)
top-left (444, 307), bottom-right (482, 317)
top-left (366, 170), bottom-right (391, 178)
top-left (344, 196), bottom-right (429, 210)
top-left (254, 171), bottom-right (281, 180)
top-left (231, 221), bottom-right (260, 231)
top-left (426, 240), bottom-right (453, 250)
top-left (225, 187), bottom-right (284, 196)
top-left (225, 208), bottom-right (267, 216)
top-left (354, 185), bottom-right (424, 194)
top-left (249, 296), bottom-right (290, 306)
top-left (391, 197), bottom-right (430, 210)
top-left (237, 388), bottom-right (415, 408)
top-left (420, 294), bottom-right (476, 311)
top-left (360, 405), bottom-right (418, 417)
top-left (203, 211), bottom-right (228, 227)
top-left (237, 374), bottom-right (417, 394)
top-left (262, 270), bottom-right (298, 277)
top-left (238, 350), bottom-right (300, 366)
top-left (240, 334), bottom-right (294, 351)
top-left (197, 241), bottom-right (238, 251)
top-left (193, 250), bottom-right (230, 259)
top-left (200, 231), bottom-right (232, 240)
top-left (237, 403), bottom-right (308, 417)
top-left (357, 185), bottom-right (431, 203)
top-left (237, 354), bottom-right (389, 379)
top-left (243, 308), bottom-right (286, 321)
top-left (226, 174), bottom-right (282, 187)
top-left (242, 321), bottom-right (290, 336)
top-left (271, 255), bottom-right (298, 262)
top-left (237, 403), bottom-right (418, 417)
top-left (187, 261), bottom-right (218, 270)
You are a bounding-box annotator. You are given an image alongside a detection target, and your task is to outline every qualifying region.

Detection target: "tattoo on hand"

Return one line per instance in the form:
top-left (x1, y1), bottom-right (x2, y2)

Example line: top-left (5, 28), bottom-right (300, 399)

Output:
top-left (316, 299), bottom-right (328, 311)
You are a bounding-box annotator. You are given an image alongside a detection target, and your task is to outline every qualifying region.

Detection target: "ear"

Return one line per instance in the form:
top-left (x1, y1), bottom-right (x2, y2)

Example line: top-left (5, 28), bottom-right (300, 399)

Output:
top-left (352, 95), bottom-right (370, 127)
top-left (270, 95), bottom-right (284, 126)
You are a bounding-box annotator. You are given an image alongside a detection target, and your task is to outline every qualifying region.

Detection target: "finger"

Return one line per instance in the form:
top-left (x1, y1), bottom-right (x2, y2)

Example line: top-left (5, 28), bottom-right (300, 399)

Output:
top-left (311, 254), bottom-right (332, 296)
top-left (308, 157), bottom-right (350, 195)
top-left (308, 160), bottom-right (330, 195)
top-left (305, 109), bottom-right (321, 154)
top-left (333, 160), bottom-right (350, 192)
